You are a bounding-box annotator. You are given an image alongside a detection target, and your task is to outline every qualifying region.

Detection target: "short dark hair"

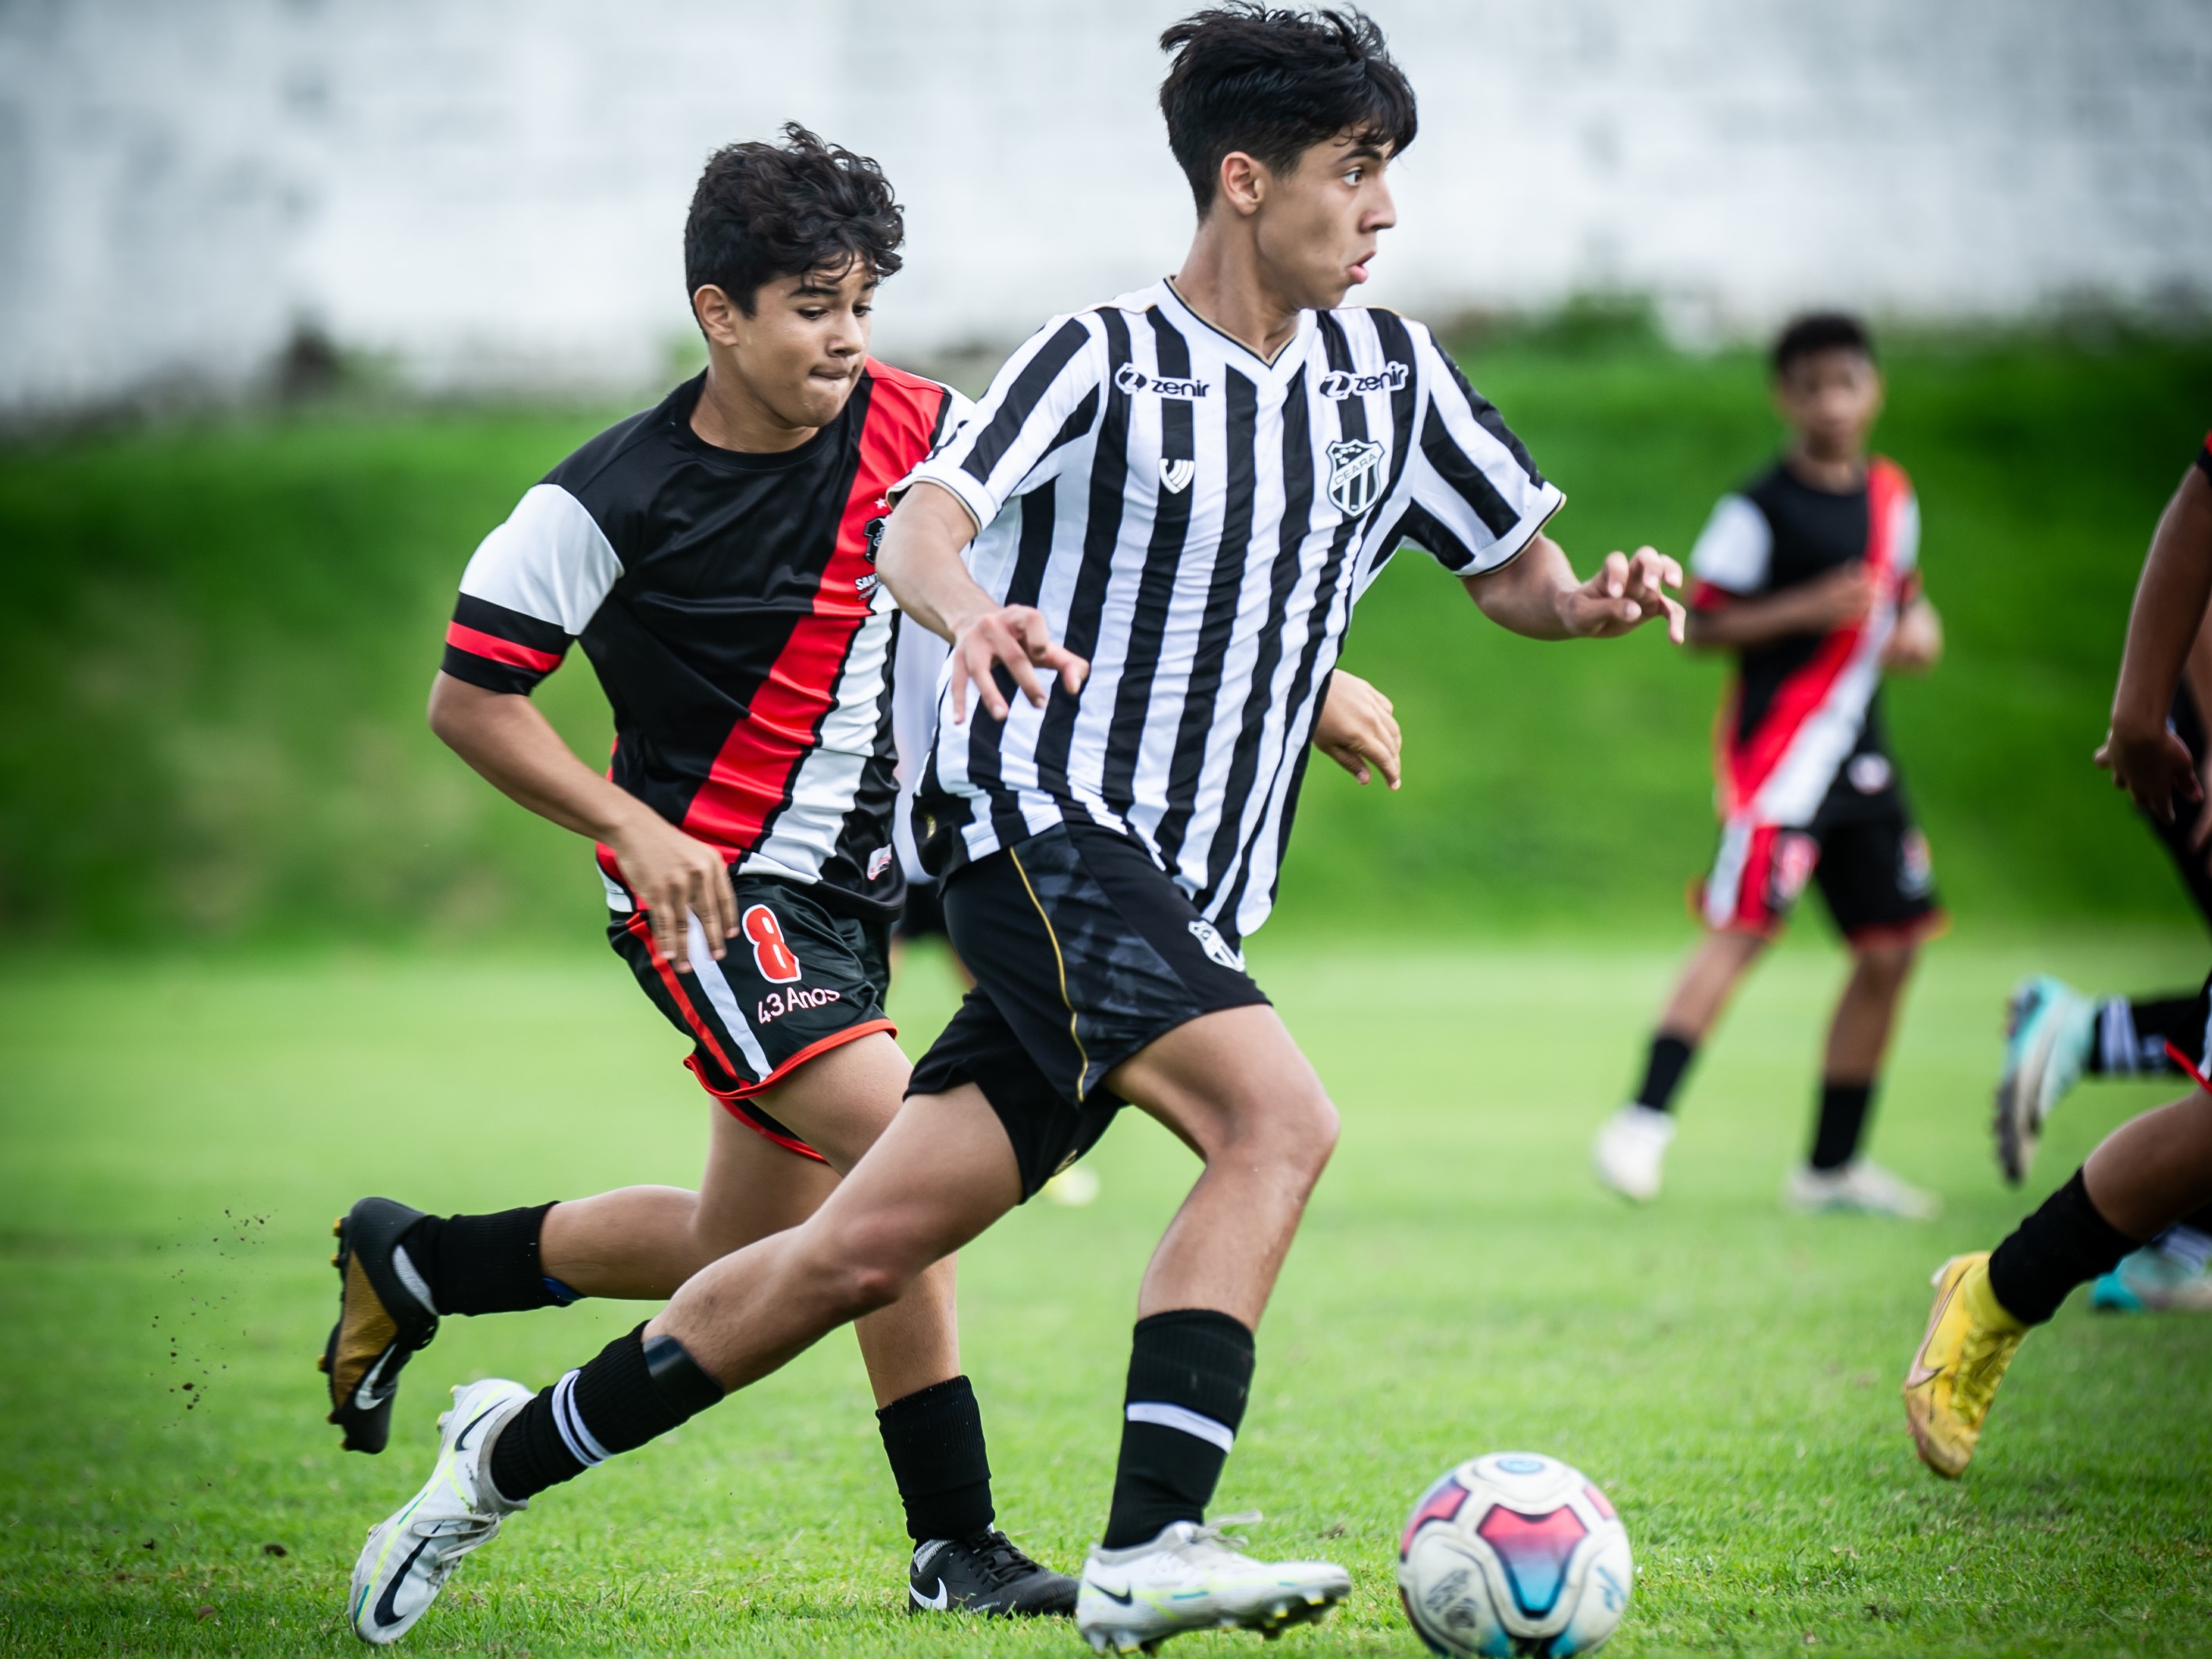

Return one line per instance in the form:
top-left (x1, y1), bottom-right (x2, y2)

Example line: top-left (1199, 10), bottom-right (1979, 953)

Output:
top-left (683, 123), bottom-right (904, 318)
top-left (1158, 5), bottom-right (1418, 214)
top-left (1771, 312), bottom-right (1876, 377)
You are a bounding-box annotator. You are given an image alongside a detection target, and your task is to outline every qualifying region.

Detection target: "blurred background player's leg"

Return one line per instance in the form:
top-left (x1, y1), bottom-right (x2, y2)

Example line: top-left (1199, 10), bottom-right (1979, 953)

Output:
top-left (1593, 833), bottom-right (1776, 1202)
top-left (1779, 813), bottom-right (1943, 1218)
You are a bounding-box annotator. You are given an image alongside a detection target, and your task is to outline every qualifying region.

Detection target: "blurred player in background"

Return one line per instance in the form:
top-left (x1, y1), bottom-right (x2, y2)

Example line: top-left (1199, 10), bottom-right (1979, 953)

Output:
top-left (1907, 434), bottom-right (2212, 1476)
top-left (1991, 442), bottom-right (2212, 1311)
top-left (1594, 315), bottom-right (1946, 1215)
top-left (334, 9), bottom-right (1682, 1654)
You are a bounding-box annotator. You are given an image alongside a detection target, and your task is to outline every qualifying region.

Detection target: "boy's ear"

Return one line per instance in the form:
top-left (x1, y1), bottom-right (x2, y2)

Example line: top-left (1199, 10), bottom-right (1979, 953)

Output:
top-left (693, 284), bottom-right (745, 346)
top-left (1215, 151), bottom-right (1268, 219)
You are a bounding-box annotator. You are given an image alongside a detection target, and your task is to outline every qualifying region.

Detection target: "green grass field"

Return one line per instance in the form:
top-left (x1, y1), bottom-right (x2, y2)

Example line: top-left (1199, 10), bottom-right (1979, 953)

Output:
top-left (5, 933), bottom-right (2209, 1657)
top-left (5, 330), bottom-right (2208, 946)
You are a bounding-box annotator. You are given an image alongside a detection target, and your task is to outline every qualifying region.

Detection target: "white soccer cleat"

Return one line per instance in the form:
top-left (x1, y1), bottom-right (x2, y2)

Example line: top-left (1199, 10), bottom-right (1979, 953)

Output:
top-left (1592, 1105), bottom-right (1675, 1203)
top-left (1075, 1515), bottom-right (1349, 1653)
top-left (349, 1377), bottom-right (533, 1645)
top-left (1782, 1158), bottom-right (1940, 1220)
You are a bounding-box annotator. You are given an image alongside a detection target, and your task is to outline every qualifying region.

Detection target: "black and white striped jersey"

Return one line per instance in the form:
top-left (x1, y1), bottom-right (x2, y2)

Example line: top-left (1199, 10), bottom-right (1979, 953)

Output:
top-left (902, 278), bottom-right (1563, 942)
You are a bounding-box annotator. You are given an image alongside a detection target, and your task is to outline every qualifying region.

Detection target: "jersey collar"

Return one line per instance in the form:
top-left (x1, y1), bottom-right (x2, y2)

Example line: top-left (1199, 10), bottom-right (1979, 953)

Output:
top-left (1154, 278), bottom-right (1318, 384)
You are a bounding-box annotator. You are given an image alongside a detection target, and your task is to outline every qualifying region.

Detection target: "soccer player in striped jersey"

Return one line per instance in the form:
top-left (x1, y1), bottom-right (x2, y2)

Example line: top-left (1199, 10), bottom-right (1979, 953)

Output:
top-left (334, 10), bottom-right (1682, 1653)
top-left (333, 127), bottom-right (1093, 1641)
top-left (1991, 433), bottom-right (2212, 1313)
top-left (1594, 315), bottom-right (1947, 1216)
top-left (1906, 434), bottom-right (2212, 1477)
top-left (337, 120), bottom-right (1400, 1644)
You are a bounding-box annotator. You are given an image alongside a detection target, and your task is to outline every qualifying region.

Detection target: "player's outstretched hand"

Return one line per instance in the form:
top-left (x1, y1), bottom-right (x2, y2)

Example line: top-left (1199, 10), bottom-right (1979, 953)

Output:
top-left (1314, 669), bottom-right (1401, 789)
top-left (2096, 719), bottom-right (2203, 827)
top-left (605, 808), bottom-right (737, 972)
top-left (1558, 547), bottom-right (1686, 643)
top-left (950, 605), bottom-right (1089, 725)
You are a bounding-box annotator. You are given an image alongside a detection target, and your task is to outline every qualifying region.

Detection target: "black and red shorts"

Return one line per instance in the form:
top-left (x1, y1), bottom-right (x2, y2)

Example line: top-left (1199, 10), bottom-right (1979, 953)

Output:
top-left (908, 822), bottom-right (1268, 1200)
top-left (608, 871), bottom-right (896, 1162)
top-left (1696, 797), bottom-right (1943, 946)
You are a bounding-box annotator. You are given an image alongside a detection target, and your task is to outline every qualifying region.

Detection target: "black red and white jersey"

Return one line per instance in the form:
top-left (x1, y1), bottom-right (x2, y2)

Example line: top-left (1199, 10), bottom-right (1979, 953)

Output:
top-left (901, 279), bottom-right (1561, 942)
top-left (440, 366), bottom-right (966, 913)
top-left (1689, 456), bottom-right (1921, 828)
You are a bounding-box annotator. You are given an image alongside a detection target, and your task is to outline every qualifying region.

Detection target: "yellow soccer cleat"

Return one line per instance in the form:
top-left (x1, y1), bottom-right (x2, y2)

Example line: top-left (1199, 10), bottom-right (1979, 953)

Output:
top-left (1903, 1252), bottom-right (2028, 1479)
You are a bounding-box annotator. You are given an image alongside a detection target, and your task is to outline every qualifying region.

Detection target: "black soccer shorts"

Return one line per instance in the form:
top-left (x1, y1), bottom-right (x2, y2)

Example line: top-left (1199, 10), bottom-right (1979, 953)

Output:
top-left (1697, 798), bottom-right (1945, 946)
top-left (607, 870), bottom-right (896, 1162)
top-left (908, 822), bottom-right (1270, 1198)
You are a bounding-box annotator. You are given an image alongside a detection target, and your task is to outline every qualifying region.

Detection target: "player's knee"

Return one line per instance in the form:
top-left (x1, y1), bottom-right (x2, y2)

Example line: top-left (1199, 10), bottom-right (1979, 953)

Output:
top-left (808, 1215), bottom-right (929, 1316)
top-left (1238, 1085), bottom-right (1339, 1180)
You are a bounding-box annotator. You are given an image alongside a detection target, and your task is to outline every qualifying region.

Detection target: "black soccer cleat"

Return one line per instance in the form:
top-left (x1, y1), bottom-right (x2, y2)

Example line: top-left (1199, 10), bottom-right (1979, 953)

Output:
top-left (320, 1196), bottom-right (439, 1454)
top-left (908, 1529), bottom-right (1079, 1617)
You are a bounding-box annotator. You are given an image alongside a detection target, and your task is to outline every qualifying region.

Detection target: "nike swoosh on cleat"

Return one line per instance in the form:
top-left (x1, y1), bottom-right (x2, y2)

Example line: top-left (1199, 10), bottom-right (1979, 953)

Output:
top-left (1090, 1583), bottom-right (1135, 1606)
top-left (1906, 1274), bottom-right (1964, 1388)
top-left (352, 1350), bottom-right (398, 1411)
top-left (452, 1404), bottom-right (503, 1452)
top-left (372, 1533), bottom-right (433, 1632)
top-left (909, 1578), bottom-right (950, 1611)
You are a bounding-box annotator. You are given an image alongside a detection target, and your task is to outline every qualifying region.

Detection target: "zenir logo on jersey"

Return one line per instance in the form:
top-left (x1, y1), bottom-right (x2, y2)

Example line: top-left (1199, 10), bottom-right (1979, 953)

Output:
top-left (1318, 362), bottom-right (1409, 401)
top-left (1115, 362), bottom-right (1211, 400)
top-left (1325, 438), bottom-right (1386, 516)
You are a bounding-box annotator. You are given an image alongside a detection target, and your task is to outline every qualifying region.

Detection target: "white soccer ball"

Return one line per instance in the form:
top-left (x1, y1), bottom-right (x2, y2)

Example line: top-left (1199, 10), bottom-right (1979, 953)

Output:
top-left (1396, 1452), bottom-right (1632, 1657)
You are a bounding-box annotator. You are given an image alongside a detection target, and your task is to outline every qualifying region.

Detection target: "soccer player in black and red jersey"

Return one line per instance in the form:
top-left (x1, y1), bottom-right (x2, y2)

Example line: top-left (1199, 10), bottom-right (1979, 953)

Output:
top-left (1594, 315), bottom-right (1948, 1215)
top-left (333, 122), bottom-right (1400, 1644)
top-left (328, 127), bottom-right (1082, 1639)
top-left (1905, 433), bottom-right (2212, 1477)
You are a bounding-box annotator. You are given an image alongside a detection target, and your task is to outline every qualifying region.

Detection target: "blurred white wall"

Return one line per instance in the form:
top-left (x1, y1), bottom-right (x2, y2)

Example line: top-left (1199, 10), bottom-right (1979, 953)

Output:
top-left (3, 0), bottom-right (2208, 418)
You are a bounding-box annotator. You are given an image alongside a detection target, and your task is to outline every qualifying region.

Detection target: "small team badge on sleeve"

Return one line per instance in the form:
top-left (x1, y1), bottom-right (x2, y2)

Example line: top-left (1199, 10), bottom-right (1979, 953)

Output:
top-left (1187, 918), bottom-right (1246, 972)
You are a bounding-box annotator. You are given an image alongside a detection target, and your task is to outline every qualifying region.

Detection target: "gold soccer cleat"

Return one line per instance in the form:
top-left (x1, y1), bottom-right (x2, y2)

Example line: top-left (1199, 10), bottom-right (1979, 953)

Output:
top-left (1903, 1252), bottom-right (2028, 1479)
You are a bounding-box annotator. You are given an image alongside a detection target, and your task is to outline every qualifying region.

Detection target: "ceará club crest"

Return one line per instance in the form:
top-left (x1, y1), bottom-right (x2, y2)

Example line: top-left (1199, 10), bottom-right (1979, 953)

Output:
top-left (1325, 438), bottom-right (1386, 516)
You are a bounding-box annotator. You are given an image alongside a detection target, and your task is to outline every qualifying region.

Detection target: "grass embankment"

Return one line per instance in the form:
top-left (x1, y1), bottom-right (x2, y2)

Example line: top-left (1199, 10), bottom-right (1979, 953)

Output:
top-left (2, 334), bottom-right (2208, 946)
top-left (2, 937), bottom-right (2207, 1655)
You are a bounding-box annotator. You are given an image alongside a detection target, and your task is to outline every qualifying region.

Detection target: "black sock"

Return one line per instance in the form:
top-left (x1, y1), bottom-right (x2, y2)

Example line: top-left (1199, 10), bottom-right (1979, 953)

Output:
top-left (1986, 1169), bottom-right (2139, 1325)
top-left (1634, 1033), bottom-right (1696, 1114)
top-left (2090, 995), bottom-right (2195, 1076)
top-left (1101, 1310), bottom-right (1254, 1550)
top-left (876, 1375), bottom-right (994, 1544)
top-left (1808, 1080), bottom-right (1873, 1172)
top-left (399, 1203), bottom-right (579, 1315)
top-left (487, 1324), bottom-right (723, 1503)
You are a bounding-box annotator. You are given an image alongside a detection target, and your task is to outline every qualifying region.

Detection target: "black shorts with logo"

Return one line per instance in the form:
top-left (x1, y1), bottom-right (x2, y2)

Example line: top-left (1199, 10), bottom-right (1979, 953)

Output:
top-left (1699, 754), bottom-right (1944, 944)
top-left (908, 822), bottom-right (1270, 1199)
top-left (608, 870), bottom-right (896, 1163)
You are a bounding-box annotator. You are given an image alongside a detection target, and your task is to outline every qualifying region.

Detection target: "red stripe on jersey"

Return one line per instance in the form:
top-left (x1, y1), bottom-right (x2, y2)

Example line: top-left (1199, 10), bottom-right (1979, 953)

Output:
top-left (1719, 458), bottom-right (1908, 815)
top-left (445, 620), bottom-right (564, 673)
top-left (679, 366), bottom-right (947, 859)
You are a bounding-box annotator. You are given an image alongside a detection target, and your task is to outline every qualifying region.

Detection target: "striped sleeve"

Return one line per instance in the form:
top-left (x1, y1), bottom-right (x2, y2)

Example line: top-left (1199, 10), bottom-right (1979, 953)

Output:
top-left (1397, 323), bottom-right (1564, 575)
top-left (898, 312), bottom-right (1105, 530)
top-left (441, 483), bottom-right (622, 694)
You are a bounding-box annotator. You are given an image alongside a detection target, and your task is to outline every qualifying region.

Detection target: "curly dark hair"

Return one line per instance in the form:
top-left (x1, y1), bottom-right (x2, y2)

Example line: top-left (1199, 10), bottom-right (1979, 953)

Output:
top-left (1771, 312), bottom-right (1876, 377)
top-left (1158, 5), bottom-right (1417, 214)
top-left (683, 123), bottom-right (904, 317)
